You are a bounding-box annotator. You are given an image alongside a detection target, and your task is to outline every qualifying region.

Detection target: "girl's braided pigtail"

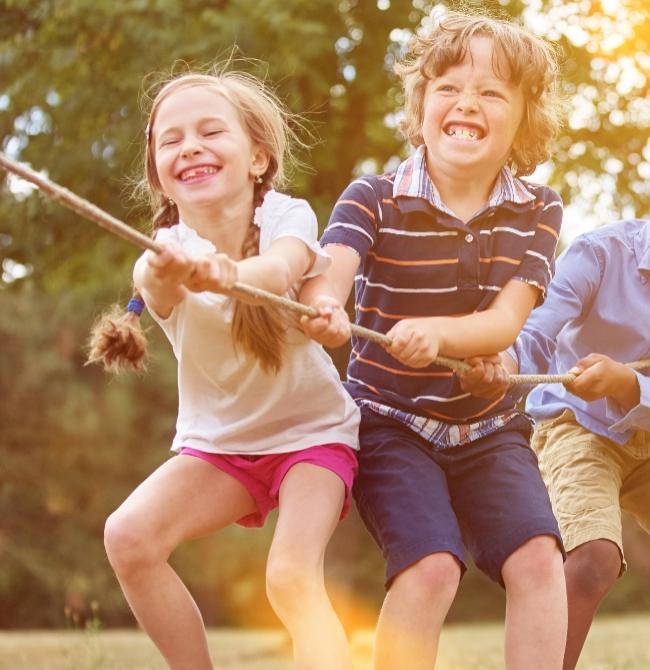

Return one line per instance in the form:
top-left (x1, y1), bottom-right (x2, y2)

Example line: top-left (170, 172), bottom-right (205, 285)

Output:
top-left (86, 198), bottom-right (178, 373)
top-left (231, 177), bottom-right (288, 374)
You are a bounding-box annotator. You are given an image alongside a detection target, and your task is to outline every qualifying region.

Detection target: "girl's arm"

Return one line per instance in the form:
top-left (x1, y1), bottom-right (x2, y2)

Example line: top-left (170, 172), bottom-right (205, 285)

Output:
top-left (237, 237), bottom-right (313, 298)
top-left (188, 237), bottom-right (313, 303)
top-left (386, 278), bottom-right (539, 368)
top-left (133, 245), bottom-right (195, 319)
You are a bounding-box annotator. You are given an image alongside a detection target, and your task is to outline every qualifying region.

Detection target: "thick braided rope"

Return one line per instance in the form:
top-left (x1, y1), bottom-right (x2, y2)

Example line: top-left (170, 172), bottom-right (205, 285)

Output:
top-left (2, 152), bottom-right (648, 386)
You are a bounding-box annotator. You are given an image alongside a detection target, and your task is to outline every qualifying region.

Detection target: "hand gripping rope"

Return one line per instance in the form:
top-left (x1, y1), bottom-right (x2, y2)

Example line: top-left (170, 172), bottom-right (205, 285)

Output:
top-left (1, 152), bottom-right (648, 386)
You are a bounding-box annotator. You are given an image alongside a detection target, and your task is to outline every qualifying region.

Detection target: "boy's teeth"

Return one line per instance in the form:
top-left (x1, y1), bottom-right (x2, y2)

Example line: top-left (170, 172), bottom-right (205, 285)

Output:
top-left (446, 126), bottom-right (479, 140)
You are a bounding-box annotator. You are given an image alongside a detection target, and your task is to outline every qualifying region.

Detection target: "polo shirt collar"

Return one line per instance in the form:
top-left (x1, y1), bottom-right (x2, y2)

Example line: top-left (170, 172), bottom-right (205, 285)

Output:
top-left (393, 145), bottom-right (536, 216)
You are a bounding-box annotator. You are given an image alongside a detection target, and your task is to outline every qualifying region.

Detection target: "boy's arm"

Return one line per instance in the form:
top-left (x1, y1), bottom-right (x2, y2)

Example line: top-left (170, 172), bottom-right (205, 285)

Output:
top-left (566, 354), bottom-right (650, 431)
top-left (299, 244), bottom-right (360, 347)
top-left (510, 236), bottom-right (601, 375)
top-left (457, 235), bottom-right (603, 396)
top-left (386, 278), bottom-right (539, 368)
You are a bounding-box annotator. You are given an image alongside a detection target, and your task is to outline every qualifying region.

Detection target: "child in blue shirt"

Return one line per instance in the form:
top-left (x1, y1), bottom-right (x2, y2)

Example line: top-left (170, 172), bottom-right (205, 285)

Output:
top-left (301, 10), bottom-right (567, 670)
top-left (461, 218), bottom-right (650, 669)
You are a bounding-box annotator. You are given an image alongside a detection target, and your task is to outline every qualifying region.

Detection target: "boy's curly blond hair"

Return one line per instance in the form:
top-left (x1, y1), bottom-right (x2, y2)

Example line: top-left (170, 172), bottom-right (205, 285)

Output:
top-left (396, 10), bottom-right (564, 176)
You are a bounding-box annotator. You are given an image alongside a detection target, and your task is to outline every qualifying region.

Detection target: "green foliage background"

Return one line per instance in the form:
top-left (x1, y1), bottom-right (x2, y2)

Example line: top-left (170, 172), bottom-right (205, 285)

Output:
top-left (1, 0), bottom-right (649, 629)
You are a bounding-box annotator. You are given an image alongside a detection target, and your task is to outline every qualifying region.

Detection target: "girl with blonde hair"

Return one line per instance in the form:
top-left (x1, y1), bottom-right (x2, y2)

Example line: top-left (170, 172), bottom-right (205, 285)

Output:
top-left (89, 67), bottom-right (359, 670)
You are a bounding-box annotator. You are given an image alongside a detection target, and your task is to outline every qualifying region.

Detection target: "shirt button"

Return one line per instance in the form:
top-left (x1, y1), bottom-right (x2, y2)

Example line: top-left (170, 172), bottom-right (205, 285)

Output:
top-left (465, 233), bottom-right (474, 243)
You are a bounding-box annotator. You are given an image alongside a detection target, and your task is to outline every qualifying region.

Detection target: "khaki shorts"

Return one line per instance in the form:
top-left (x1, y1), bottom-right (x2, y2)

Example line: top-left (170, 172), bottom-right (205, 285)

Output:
top-left (531, 410), bottom-right (650, 574)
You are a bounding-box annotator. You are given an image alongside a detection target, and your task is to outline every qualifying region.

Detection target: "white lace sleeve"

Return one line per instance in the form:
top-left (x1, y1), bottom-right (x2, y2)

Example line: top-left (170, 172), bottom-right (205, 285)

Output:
top-left (256, 191), bottom-right (331, 278)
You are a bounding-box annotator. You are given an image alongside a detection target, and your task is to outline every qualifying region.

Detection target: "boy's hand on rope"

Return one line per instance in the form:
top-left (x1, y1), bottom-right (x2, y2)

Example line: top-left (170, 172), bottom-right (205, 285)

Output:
top-left (457, 355), bottom-right (509, 400)
top-left (300, 296), bottom-right (351, 348)
top-left (184, 252), bottom-right (238, 295)
top-left (566, 353), bottom-right (641, 409)
top-left (385, 319), bottom-right (440, 368)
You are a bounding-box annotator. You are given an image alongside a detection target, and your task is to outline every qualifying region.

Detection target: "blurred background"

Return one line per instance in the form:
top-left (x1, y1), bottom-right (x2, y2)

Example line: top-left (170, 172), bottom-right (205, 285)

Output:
top-left (1, 0), bottom-right (649, 632)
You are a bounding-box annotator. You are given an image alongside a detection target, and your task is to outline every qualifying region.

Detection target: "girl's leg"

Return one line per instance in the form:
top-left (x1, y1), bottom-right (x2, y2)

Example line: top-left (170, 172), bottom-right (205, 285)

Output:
top-left (265, 463), bottom-right (350, 670)
top-left (502, 535), bottom-right (567, 670)
top-left (373, 553), bottom-right (461, 670)
top-left (104, 455), bottom-right (256, 670)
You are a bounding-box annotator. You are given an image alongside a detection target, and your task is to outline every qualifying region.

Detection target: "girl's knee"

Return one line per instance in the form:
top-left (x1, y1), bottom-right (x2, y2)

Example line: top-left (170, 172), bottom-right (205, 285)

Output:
top-left (503, 535), bottom-right (563, 590)
top-left (265, 553), bottom-right (322, 611)
top-left (104, 509), bottom-right (163, 575)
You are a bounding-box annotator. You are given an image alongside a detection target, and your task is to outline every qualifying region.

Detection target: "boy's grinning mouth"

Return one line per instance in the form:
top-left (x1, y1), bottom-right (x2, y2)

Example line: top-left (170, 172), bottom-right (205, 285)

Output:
top-left (443, 124), bottom-right (484, 141)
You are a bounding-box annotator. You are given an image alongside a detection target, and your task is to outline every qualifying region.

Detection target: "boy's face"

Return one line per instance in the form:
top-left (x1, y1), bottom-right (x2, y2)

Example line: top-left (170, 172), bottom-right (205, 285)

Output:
top-left (421, 36), bottom-right (524, 183)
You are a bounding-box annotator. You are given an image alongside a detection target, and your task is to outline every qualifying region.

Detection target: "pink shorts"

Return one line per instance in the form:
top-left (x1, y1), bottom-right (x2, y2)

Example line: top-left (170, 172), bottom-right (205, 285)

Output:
top-left (179, 443), bottom-right (358, 528)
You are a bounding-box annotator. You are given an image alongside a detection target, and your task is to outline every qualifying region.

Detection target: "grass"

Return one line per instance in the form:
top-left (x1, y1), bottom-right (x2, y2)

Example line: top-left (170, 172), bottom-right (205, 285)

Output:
top-left (0, 614), bottom-right (648, 669)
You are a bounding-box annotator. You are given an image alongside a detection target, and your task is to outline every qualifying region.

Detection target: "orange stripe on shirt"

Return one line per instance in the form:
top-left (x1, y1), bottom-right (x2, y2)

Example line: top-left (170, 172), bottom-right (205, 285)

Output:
top-left (537, 223), bottom-right (559, 240)
top-left (353, 351), bottom-right (454, 378)
top-left (479, 256), bottom-right (521, 266)
top-left (356, 304), bottom-right (471, 320)
top-left (368, 251), bottom-right (458, 267)
top-left (382, 198), bottom-right (400, 210)
top-left (338, 199), bottom-right (376, 221)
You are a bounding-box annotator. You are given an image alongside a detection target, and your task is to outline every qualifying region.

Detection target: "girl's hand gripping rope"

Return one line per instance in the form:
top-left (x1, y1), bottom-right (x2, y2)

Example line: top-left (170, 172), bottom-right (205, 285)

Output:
top-left (300, 295), bottom-right (351, 348)
top-left (141, 243), bottom-right (195, 301)
top-left (185, 252), bottom-right (238, 295)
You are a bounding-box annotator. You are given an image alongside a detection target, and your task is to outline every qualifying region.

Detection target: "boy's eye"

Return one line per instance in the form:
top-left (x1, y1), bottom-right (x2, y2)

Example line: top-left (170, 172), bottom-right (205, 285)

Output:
top-left (483, 90), bottom-right (502, 98)
top-left (438, 84), bottom-right (457, 93)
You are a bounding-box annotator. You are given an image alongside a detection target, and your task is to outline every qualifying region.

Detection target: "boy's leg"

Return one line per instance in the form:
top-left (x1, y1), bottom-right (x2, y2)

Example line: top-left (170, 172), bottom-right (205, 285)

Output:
top-left (501, 536), bottom-right (567, 669)
top-left (532, 414), bottom-right (632, 670)
top-left (450, 417), bottom-right (566, 670)
top-left (266, 462), bottom-right (350, 670)
top-left (354, 409), bottom-right (465, 670)
top-left (104, 454), bottom-right (257, 670)
top-left (374, 553), bottom-right (461, 670)
top-left (562, 539), bottom-right (621, 670)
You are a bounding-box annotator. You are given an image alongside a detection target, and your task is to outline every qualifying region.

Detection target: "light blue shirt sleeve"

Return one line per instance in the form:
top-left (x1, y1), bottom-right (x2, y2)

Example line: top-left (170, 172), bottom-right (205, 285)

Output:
top-left (606, 371), bottom-right (650, 433)
top-left (511, 236), bottom-right (601, 374)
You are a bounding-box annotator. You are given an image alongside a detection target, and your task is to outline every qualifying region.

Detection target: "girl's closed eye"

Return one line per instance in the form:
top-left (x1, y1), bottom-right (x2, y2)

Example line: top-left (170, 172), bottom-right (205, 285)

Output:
top-left (160, 137), bottom-right (180, 147)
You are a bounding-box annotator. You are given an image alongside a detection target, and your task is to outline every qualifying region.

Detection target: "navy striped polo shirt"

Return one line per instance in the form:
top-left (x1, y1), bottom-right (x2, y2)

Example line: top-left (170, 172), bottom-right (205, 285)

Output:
top-left (320, 148), bottom-right (562, 423)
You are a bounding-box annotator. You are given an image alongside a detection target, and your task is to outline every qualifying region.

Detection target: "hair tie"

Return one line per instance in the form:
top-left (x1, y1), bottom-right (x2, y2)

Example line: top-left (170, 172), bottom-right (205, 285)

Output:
top-left (126, 297), bottom-right (146, 316)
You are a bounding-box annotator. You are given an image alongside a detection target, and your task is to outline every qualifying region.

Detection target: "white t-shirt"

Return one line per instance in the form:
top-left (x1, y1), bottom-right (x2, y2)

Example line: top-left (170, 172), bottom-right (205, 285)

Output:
top-left (138, 190), bottom-right (360, 455)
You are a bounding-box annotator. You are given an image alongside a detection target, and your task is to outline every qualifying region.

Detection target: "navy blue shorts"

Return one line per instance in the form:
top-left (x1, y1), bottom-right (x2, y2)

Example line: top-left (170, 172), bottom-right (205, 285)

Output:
top-left (353, 407), bottom-right (564, 588)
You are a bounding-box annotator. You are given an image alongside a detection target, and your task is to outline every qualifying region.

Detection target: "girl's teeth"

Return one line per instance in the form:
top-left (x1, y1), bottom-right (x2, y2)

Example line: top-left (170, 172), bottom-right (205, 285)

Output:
top-left (182, 167), bottom-right (217, 180)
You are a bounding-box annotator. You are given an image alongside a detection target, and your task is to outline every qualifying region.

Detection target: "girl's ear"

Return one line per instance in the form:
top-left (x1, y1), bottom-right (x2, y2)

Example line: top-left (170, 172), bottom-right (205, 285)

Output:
top-left (250, 145), bottom-right (270, 179)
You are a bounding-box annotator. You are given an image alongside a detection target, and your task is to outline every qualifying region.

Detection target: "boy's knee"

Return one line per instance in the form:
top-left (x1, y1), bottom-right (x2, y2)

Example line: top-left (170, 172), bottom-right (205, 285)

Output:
top-left (392, 552), bottom-right (462, 602)
top-left (565, 540), bottom-right (621, 600)
top-left (503, 535), bottom-right (563, 590)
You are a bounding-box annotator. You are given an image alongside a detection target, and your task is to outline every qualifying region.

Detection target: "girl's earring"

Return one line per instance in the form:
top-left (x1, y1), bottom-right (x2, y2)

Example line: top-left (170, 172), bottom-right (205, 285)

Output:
top-left (254, 174), bottom-right (263, 184)
top-left (168, 197), bottom-right (175, 206)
